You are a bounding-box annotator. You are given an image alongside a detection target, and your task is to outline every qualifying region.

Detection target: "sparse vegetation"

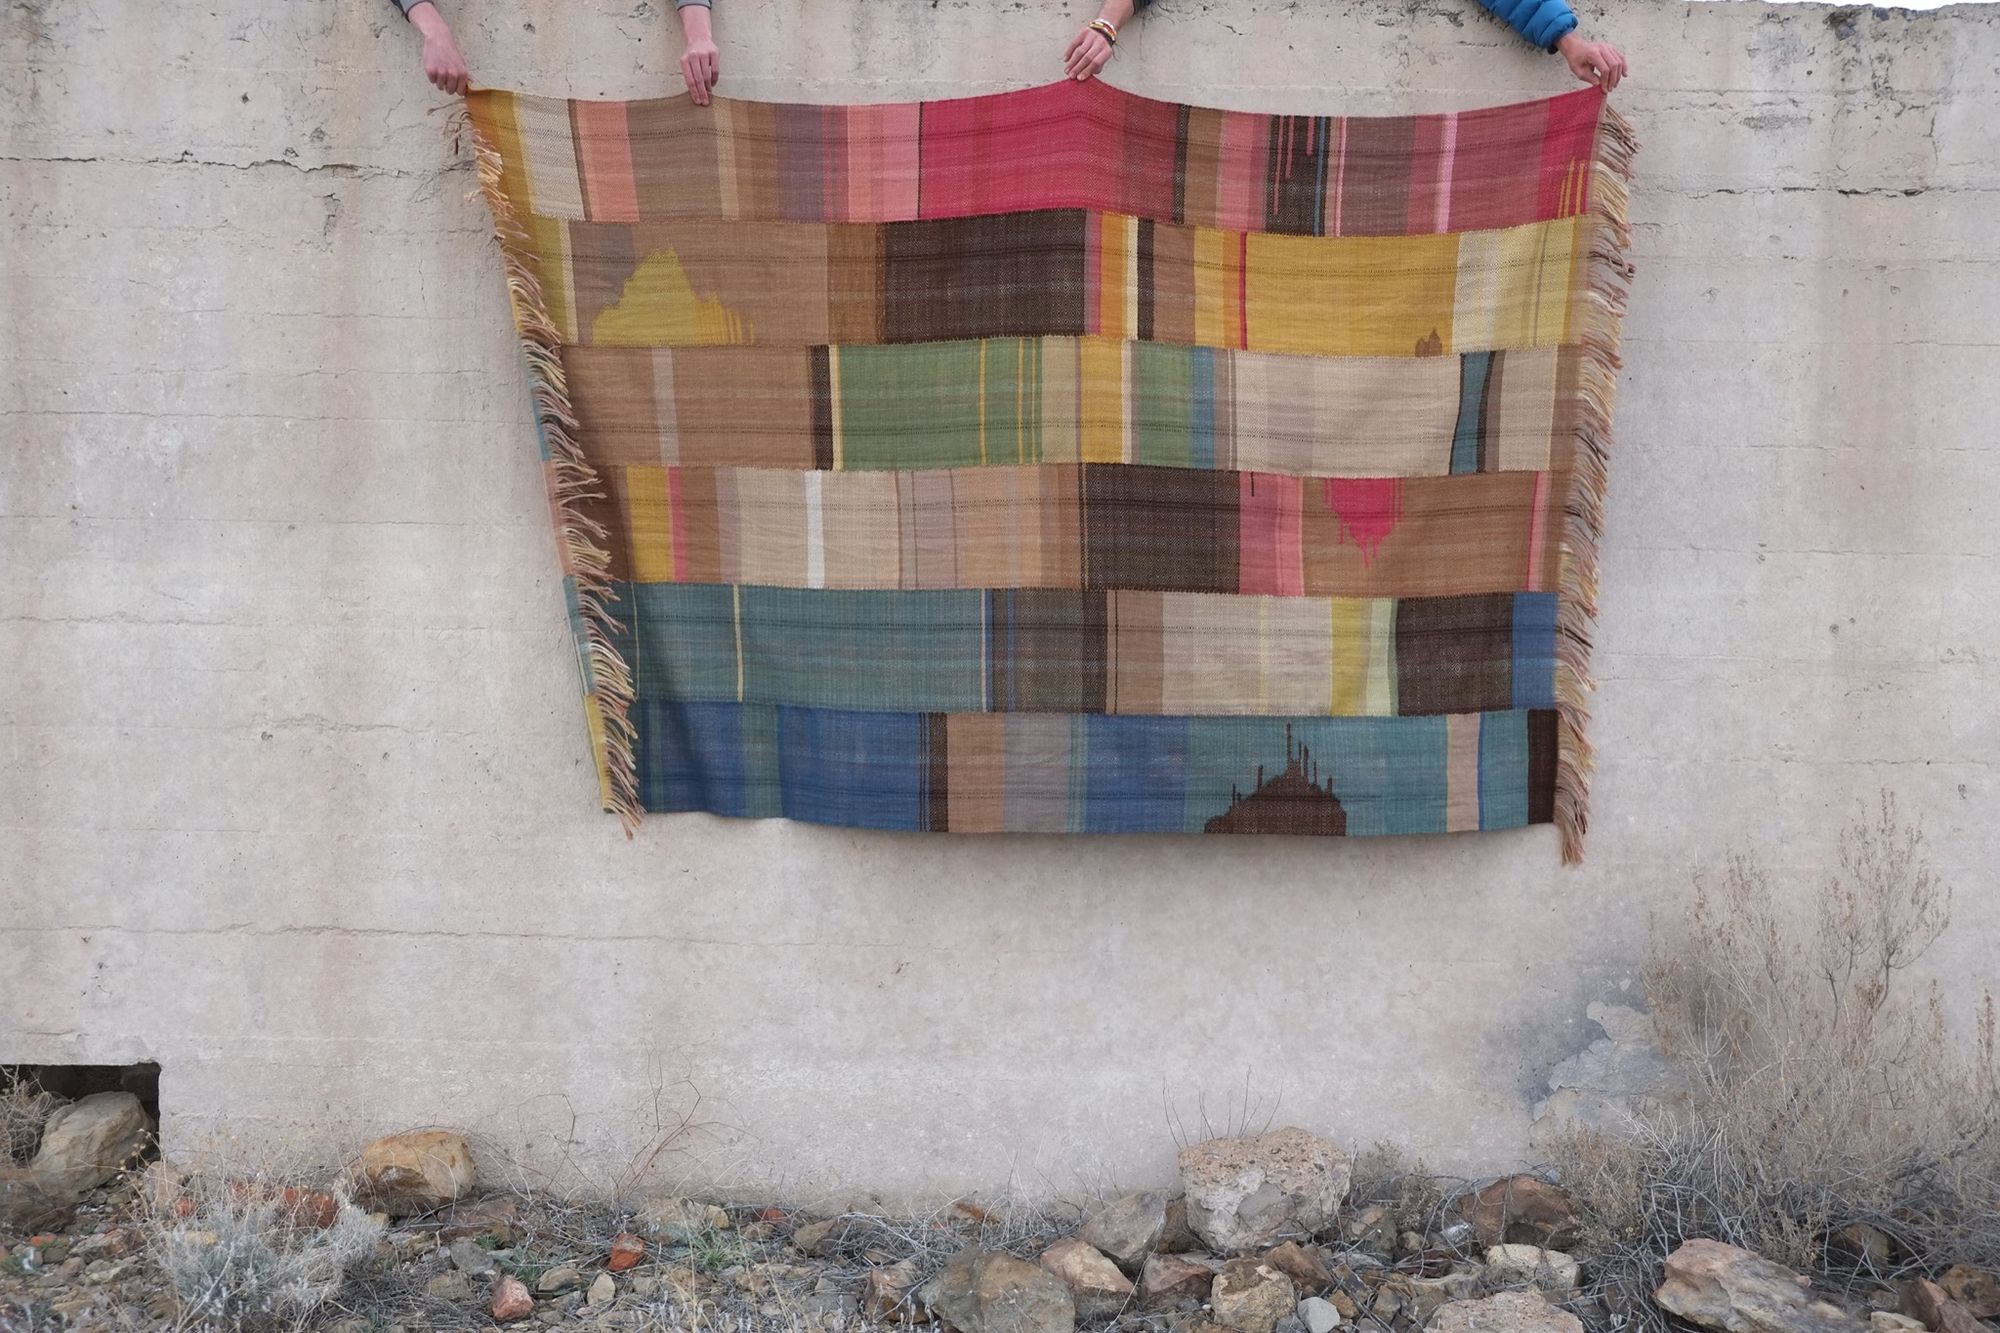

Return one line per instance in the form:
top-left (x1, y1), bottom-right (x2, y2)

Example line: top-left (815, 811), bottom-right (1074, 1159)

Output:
top-left (1550, 795), bottom-right (2000, 1321)
top-left (139, 1176), bottom-right (384, 1330)
top-left (0, 1073), bottom-right (61, 1167)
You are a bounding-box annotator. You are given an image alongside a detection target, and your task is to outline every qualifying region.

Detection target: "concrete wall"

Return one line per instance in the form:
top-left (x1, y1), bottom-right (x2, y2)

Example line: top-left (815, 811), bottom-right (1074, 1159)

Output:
top-left (3, 0), bottom-right (1997, 1202)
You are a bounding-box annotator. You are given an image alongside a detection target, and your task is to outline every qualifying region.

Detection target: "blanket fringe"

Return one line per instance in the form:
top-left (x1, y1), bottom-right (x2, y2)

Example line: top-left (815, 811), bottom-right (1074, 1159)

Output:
top-left (457, 105), bottom-right (643, 834)
top-left (1555, 99), bottom-right (1638, 864)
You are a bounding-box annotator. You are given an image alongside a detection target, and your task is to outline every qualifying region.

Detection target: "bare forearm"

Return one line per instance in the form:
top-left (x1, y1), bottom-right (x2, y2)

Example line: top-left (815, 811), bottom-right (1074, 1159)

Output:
top-left (679, 3), bottom-right (713, 46)
top-left (1095, 0), bottom-right (1137, 26)
top-left (677, 1), bottom-right (720, 105)
top-left (405, 0), bottom-right (449, 41)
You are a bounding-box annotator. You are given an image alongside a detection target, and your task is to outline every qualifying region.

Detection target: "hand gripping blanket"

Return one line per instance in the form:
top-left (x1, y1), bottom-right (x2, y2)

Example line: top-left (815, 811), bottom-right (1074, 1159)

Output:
top-left (464, 79), bottom-right (1634, 859)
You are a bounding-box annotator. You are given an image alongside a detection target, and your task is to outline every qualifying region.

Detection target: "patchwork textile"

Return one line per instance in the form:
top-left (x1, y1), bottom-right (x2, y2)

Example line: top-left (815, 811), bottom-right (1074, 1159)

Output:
top-left (464, 79), bottom-right (1634, 858)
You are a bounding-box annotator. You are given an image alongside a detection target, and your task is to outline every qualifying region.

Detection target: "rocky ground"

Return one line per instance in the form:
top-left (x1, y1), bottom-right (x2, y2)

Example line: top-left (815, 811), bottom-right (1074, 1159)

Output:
top-left (4, 1097), bottom-right (1998, 1333)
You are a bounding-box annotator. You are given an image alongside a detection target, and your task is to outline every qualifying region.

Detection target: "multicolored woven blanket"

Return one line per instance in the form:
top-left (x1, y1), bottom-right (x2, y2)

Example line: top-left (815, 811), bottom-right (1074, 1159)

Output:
top-left (464, 80), bottom-right (1633, 858)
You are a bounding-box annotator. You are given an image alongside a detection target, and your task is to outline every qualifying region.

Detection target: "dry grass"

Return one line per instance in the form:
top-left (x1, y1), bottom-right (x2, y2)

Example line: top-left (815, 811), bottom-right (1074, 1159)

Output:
top-left (1348, 1141), bottom-right (1460, 1244)
top-left (1550, 796), bottom-right (2000, 1324)
top-left (0, 1073), bottom-right (62, 1166)
top-left (135, 1175), bottom-right (384, 1331)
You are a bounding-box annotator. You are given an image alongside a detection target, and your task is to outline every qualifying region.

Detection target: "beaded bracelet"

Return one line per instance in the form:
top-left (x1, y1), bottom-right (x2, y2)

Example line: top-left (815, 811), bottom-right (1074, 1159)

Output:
top-left (1086, 18), bottom-right (1118, 45)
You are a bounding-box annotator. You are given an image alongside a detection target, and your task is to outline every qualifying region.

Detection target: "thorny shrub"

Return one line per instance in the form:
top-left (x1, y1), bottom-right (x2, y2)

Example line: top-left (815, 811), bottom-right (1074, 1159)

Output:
top-left (0, 1072), bottom-right (61, 1166)
top-left (1549, 796), bottom-right (2000, 1321)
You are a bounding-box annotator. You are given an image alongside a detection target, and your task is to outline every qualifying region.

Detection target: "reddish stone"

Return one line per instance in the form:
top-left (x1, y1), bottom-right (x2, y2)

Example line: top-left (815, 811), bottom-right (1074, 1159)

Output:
top-left (490, 1275), bottom-right (534, 1322)
top-left (280, 1187), bottom-right (338, 1229)
top-left (1903, 1280), bottom-right (1987, 1333)
top-left (441, 1195), bottom-right (521, 1244)
top-left (1939, 1268), bottom-right (2000, 1321)
top-left (608, 1231), bottom-right (645, 1273)
top-left (1458, 1176), bottom-right (1582, 1248)
top-left (1264, 1241), bottom-right (1334, 1294)
top-left (1141, 1253), bottom-right (1218, 1311)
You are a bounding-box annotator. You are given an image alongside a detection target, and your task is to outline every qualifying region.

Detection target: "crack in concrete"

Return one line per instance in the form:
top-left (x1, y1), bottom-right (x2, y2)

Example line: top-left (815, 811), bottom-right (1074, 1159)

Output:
top-left (0, 151), bottom-right (463, 181)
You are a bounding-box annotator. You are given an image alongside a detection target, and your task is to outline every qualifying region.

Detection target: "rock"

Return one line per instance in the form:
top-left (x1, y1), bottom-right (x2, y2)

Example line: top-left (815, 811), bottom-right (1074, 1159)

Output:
top-left (138, 1160), bottom-right (187, 1212)
top-left (1485, 1245), bottom-right (1581, 1294)
top-left (1431, 1291), bottom-right (1585, 1333)
top-left (1409, 1264), bottom-right (1485, 1319)
top-left (920, 1250), bottom-right (1075, 1333)
top-left (1298, 1296), bottom-right (1343, 1333)
top-left (277, 1186), bottom-right (339, 1230)
top-left (608, 1230), bottom-right (645, 1272)
top-left (1342, 1206), bottom-right (1396, 1256)
top-left (448, 1236), bottom-right (498, 1278)
top-left (1274, 1317), bottom-right (1308, 1333)
top-left (1163, 1200), bottom-right (1201, 1252)
top-left (1265, 1242), bottom-right (1335, 1294)
top-left (1938, 1268), bottom-right (2000, 1320)
top-left (1458, 1178), bottom-right (1581, 1249)
top-left (1080, 1191), bottom-right (1175, 1274)
top-left (1657, 1240), bottom-right (1865, 1333)
top-left (794, 1214), bottom-right (900, 1260)
top-left (1902, 1280), bottom-right (1987, 1333)
top-left (1210, 1259), bottom-right (1296, 1333)
top-left (28, 1094), bottom-right (151, 1195)
top-left (1873, 1316), bottom-right (1925, 1333)
top-left (587, 1272), bottom-right (616, 1306)
top-left (1041, 1237), bottom-right (1135, 1318)
top-left (1371, 1282), bottom-right (1404, 1322)
top-left (1832, 1226), bottom-right (1894, 1269)
top-left (639, 1195), bottom-right (723, 1243)
top-left (354, 1129), bottom-right (476, 1215)
top-left (537, 1265), bottom-right (583, 1294)
top-left (385, 1228), bottom-right (437, 1260)
top-left (0, 1166), bottom-right (76, 1234)
top-left (491, 1275), bottom-right (534, 1322)
top-left (427, 1271), bottom-right (475, 1301)
top-left (793, 1218), bottom-right (837, 1254)
top-left (441, 1195), bottom-right (521, 1244)
top-left (1400, 1231), bottom-right (1428, 1255)
top-left (1142, 1253), bottom-right (1219, 1311)
top-left (1179, 1129), bottom-right (1353, 1255)
top-left (863, 1261), bottom-right (921, 1322)
top-left (1325, 1289), bottom-right (1360, 1321)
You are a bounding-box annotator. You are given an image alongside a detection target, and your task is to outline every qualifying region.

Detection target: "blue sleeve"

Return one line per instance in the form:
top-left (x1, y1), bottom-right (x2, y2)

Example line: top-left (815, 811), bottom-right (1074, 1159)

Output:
top-left (1476, 0), bottom-right (1578, 50)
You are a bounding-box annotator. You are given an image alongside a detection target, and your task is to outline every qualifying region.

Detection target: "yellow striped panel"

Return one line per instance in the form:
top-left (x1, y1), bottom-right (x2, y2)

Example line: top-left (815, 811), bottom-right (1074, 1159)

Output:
top-left (1078, 336), bottom-right (1125, 464)
top-left (1245, 231), bottom-right (1459, 358)
top-left (1328, 598), bottom-right (1371, 717)
top-left (1452, 216), bottom-right (1584, 351)
top-left (624, 465), bottom-right (675, 582)
top-left (1192, 227), bottom-right (1236, 350)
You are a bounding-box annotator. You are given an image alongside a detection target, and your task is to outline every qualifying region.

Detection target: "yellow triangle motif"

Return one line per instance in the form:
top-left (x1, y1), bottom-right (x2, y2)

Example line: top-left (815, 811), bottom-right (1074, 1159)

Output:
top-left (591, 248), bottom-right (750, 346)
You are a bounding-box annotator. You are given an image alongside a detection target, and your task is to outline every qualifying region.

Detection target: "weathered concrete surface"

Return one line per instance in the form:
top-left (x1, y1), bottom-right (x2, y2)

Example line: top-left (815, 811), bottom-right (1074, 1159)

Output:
top-left (2, 0), bottom-right (1996, 1200)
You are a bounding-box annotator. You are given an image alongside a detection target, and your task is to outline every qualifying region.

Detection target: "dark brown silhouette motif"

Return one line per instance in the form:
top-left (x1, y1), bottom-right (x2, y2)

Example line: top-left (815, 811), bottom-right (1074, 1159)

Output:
top-left (1203, 725), bottom-right (1347, 835)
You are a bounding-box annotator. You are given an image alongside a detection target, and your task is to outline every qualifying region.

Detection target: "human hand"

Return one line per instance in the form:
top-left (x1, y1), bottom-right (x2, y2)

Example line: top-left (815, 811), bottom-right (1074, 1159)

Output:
top-left (1557, 32), bottom-right (1627, 90)
top-left (409, 3), bottom-right (470, 95)
top-left (1063, 26), bottom-right (1113, 82)
top-left (680, 7), bottom-right (720, 107)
